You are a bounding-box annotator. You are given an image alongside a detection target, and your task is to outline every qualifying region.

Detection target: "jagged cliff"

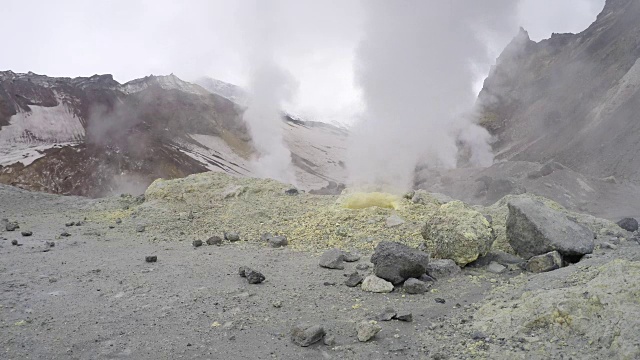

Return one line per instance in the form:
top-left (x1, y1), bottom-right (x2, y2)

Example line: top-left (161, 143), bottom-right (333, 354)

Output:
top-left (478, 0), bottom-right (640, 181)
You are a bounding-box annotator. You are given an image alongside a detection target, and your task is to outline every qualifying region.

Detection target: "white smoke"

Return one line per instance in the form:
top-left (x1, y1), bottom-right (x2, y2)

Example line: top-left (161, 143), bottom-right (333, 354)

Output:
top-left (241, 0), bottom-right (297, 184)
top-left (347, 0), bottom-right (520, 191)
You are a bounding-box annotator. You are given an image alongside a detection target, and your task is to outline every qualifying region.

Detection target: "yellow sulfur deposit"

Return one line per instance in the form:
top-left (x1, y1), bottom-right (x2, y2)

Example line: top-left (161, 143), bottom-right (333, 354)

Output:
top-left (339, 192), bottom-right (401, 210)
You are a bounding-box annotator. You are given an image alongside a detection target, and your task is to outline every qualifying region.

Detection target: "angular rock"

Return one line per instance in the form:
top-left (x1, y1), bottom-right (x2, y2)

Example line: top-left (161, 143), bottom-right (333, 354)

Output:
top-left (319, 248), bottom-right (346, 269)
top-left (245, 270), bottom-right (265, 284)
top-left (370, 241), bottom-right (430, 285)
top-left (403, 278), bottom-right (428, 294)
top-left (425, 259), bottom-right (461, 279)
top-left (291, 324), bottom-right (325, 347)
top-left (487, 261), bottom-right (506, 274)
top-left (5, 222), bottom-right (19, 232)
top-left (378, 307), bottom-right (397, 321)
top-left (343, 251), bottom-right (361, 262)
top-left (345, 272), bottom-right (364, 287)
top-left (525, 251), bottom-right (563, 273)
top-left (60, 232), bottom-right (71, 237)
top-left (238, 266), bottom-right (251, 277)
top-left (192, 240), bottom-right (203, 247)
top-left (357, 320), bottom-right (382, 342)
top-left (45, 241), bottom-right (55, 248)
top-left (136, 225), bottom-right (145, 233)
top-left (616, 218), bottom-right (638, 232)
top-left (507, 198), bottom-right (594, 259)
top-left (206, 236), bottom-right (223, 246)
top-left (422, 201), bottom-right (495, 266)
top-left (65, 221), bottom-right (75, 227)
top-left (268, 235), bottom-right (288, 248)
top-left (394, 312), bottom-right (413, 322)
top-left (145, 256), bottom-right (157, 263)
top-left (385, 215), bottom-right (405, 228)
top-left (361, 275), bottom-right (394, 293)
top-left (225, 232), bottom-right (240, 242)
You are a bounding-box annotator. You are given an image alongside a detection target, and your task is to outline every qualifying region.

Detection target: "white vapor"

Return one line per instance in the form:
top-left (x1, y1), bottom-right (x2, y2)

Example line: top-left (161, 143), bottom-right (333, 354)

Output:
top-left (241, 0), bottom-right (297, 184)
top-left (347, 0), bottom-right (521, 191)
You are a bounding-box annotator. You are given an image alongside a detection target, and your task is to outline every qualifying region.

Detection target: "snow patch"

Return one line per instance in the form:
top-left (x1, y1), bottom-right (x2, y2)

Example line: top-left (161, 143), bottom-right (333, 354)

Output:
top-left (0, 142), bottom-right (79, 167)
top-left (0, 104), bottom-right (84, 144)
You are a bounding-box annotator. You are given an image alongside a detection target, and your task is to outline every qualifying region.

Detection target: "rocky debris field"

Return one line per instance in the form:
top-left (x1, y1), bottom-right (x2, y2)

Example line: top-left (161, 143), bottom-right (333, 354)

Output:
top-left (1, 172), bottom-right (640, 359)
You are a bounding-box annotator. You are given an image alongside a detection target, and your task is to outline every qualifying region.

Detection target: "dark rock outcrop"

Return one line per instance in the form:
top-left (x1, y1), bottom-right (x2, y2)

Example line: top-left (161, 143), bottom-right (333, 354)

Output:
top-left (371, 241), bottom-right (430, 285)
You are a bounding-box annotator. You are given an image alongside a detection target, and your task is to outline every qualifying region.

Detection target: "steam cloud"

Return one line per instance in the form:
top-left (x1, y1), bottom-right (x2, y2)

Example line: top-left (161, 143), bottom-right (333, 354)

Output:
top-left (241, 1), bottom-right (297, 184)
top-left (347, 0), bottom-right (520, 191)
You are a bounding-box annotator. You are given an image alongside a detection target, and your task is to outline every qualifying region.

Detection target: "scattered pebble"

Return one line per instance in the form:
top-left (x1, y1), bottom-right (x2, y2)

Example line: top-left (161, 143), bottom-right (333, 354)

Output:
top-left (115, 218), bottom-right (122, 224)
top-left (11, 239), bottom-right (19, 246)
top-left (403, 278), bottom-right (428, 294)
top-left (356, 320), bottom-right (381, 342)
top-left (355, 263), bottom-right (370, 271)
top-left (377, 307), bottom-right (396, 321)
top-left (60, 232), bottom-right (71, 237)
top-left (206, 236), bottom-right (223, 246)
top-left (435, 298), bottom-right (446, 304)
top-left (45, 241), bottom-right (55, 248)
top-left (225, 232), bottom-right (240, 242)
top-left (136, 225), bottom-right (145, 233)
top-left (238, 267), bottom-right (265, 284)
top-left (284, 188), bottom-right (299, 196)
top-left (145, 256), bottom-right (157, 263)
top-left (65, 222), bottom-right (75, 227)
top-left (193, 240), bottom-right (203, 247)
top-left (272, 300), bottom-right (283, 308)
top-left (268, 235), bottom-right (288, 248)
top-left (345, 272), bottom-right (364, 287)
top-left (394, 312), bottom-right (413, 322)
top-left (21, 231), bottom-right (33, 237)
top-left (291, 324), bottom-right (325, 347)
top-left (319, 248), bottom-right (346, 269)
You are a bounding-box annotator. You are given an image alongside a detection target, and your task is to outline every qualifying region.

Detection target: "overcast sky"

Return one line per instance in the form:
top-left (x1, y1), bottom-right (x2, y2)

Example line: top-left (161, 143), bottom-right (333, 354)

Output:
top-left (1, 0), bottom-right (605, 124)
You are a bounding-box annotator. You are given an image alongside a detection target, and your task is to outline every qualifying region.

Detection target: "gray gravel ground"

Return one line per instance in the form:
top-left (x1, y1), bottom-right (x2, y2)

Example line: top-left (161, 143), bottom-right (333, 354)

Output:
top-left (1, 184), bottom-right (639, 359)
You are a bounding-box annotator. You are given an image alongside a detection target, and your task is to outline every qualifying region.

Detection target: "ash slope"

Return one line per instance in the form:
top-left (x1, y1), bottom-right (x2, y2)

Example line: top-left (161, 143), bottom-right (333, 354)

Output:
top-left (0, 72), bottom-right (347, 197)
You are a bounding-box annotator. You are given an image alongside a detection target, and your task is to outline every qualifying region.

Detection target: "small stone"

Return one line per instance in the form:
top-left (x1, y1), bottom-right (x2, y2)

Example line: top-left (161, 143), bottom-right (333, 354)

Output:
top-left (246, 270), bottom-right (265, 284)
top-left (238, 266), bottom-right (251, 277)
top-left (65, 222), bottom-right (75, 227)
top-left (268, 235), bottom-right (288, 248)
top-left (260, 233), bottom-right (273, 242)
top-left (136, 225), bottom-right (145, 233)
top-left (291, 324), bottom-right (325, 347)
top-left (343, 251), bottom-right (361, 262)
top-left (75, 221), bottom-right (85, 226)
top-left (487, 261), bottom-right (506, 274)
top-left (192, 240), bottom-right (203, 247)
top-left (525, 251), bottom-right (563, 273)
top-left (435, 298), bottom-right (446, 304)
top-left (323, 335), bottom-right (336, 346)
top-left (319, 248), bottom-right (346, 269)
top-left (206, 236), bottom-right (223, 246)
top-left (601, 242), bottom-right (618, 250)
top-left (5, 222), bottom-right (19, 231)
top-left (394, 312), bottom-right (413, 322)
top-left (108, 225), bottom-right (115, 229)
top-left (345, 272), bottom-right (364, 287)
top-left (45, 241), bottom-right (55, 248)
top-left (355, 263), bottom-right (370, 271)
top-left (472, 331), bottom-right (487, 340)
top-left (324, 281), bottom-right (336, 286)
top-left (21, 231), bottom-right (33, 237)
top-left (115, 218), bottom-right (122, 224)
top-left (377, 307), bottom-right (397, 321)
top-left (225, 232), bottom-right (240, 242)
top-left (145, 256), bottom-right (157, 263)
top-left (361, 275), bottom-right (394, 293)
top-left (60, 232), bottom-right (71, 237)
top-left (616, 218), bottom-right (638, 232)
top-left (11, 239), bottom-right (18, 246)
top-left (403, 278), bottom-right (428, 294)
top-left (356, 320), bottom-right (382, 342)
top-left (284, 188), bottom-right (299, 196)
top-left (425, 259), bottom-right (461, 280)
top-left (273, 300), bottom-right (283, 308)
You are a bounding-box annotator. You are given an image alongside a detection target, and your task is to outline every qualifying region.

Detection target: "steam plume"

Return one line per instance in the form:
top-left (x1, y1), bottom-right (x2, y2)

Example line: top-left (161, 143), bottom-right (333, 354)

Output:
top-left (347, 0), bottom-right (520, 191)
top-left (241, 1), bottom-right (297, 184)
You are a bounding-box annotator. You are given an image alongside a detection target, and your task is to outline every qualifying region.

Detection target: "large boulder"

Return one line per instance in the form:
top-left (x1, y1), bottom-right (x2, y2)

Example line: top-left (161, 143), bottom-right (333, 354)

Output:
top-left (422, 201), bottom-right (495, 266)
top-left (506, 198), bottom-right (594, 259)
top-left (370, 242), bottom-right (430, 285)
top-left (616, 218), bottom-right (638, 232)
